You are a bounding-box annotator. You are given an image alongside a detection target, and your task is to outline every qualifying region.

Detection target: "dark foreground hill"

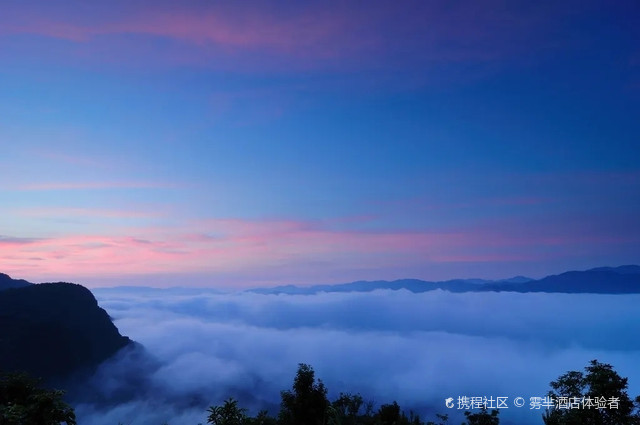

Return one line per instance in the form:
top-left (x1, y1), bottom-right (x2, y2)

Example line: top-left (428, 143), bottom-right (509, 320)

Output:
top-left (0, 272), bottom-right (31, 291)
top-left (0, 280), bottom-right (132, 384)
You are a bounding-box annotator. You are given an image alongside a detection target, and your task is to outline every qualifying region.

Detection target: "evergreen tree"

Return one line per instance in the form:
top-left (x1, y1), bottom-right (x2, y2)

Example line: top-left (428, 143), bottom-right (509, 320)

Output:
top-left (279, 364), bottom-right (329, 425)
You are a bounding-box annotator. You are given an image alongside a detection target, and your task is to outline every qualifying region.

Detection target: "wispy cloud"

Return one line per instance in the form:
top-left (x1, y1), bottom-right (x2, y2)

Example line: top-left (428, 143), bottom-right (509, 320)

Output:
top-left (0, 235), bottom-right (45, 246)
top-left (371, 195), bottom-right (552, 212)
top-left (14, 181), bottom-right (178, 191)
top-left (34, 151), bottom-right (107, 168)
top-left (16, 207), bottom-right (164, 219)
top-left (0, 1), bottom-right (583, 73)
top-left (3, 211), bottom-right (637, 286)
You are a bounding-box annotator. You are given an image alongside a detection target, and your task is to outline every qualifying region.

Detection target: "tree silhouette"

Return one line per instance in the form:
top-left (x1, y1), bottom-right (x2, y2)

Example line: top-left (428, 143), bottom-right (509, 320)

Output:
top-left (279, 363), bottom-right (329, 425)
top-left (426, 413), bottom-right (448, 425)
top-left (543, 359), bottom-right (640, 425)
top-left (377, 401), bottom-right (403, 425)
top-left (247, 409), bottom-right (277, 425)
top-left (0, 372), bottom-right (76, 425)
top-left (207, 398), bottom-right (247, 425)
top-left (331, 392), bottom-right (364, 425)
top-left (462, 407), bottom-right (499, 425)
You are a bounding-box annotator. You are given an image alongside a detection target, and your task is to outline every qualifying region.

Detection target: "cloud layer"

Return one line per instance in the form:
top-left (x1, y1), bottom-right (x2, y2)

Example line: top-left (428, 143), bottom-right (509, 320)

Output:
top-left (73, 288), bottom-right (640, 425)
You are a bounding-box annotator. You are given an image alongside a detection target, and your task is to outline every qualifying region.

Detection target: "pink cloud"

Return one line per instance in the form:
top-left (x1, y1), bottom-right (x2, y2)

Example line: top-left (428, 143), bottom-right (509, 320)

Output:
top-left (1, 234), bottom-right (186, 278)
top-left (0, 219), bottom-right (451, 283)
top-left (0, 1), bottom-right (582, 73)
top-left (4, 211), bottom-right (636, 286)
top-left (1, 4), bottom-right (366, 71)
top-left (4, 7), bottom-right (345, 52)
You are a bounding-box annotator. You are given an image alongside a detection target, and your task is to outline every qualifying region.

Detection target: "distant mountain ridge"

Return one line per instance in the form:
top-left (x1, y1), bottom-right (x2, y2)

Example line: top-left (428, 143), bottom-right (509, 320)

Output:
top-left (248, 265), bottom-right (640, 295)
top-left (0, 277), bottom-right (132, 384)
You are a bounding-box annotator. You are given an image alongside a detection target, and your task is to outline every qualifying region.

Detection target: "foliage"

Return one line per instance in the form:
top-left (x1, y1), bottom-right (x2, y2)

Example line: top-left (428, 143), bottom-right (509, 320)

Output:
top-left (426, 413), bottom-right (449, 425)
top-left (332, 392), bottom-right (364, 425)
top-left (377, 401), bottom-right (402, 425)
top-left (279, 363), bottom-right (329, 425)
top-left (12, 358), bottom-right (640, 425)
top-left (246, 409), bottom-right (277, 425)
top-left (543, 359), bottom-right (640, 425)
top-left (0, 372), bottom-right (76, 425)
top-left (203, 364), bottom-right (494, 425)
top-left (462, 407), bottom-right (499, 425)
top-left (207, 398), bottom-right (248, 425)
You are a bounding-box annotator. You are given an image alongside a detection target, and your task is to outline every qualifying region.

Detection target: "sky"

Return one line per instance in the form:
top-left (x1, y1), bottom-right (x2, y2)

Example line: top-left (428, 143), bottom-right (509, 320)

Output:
top-left (1, 0), bottom-right (639, 288)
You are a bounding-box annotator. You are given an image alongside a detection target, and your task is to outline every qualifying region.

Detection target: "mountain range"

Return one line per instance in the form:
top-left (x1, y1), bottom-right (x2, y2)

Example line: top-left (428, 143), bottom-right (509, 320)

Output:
top-left (248, 265), bottom-right (640, 295)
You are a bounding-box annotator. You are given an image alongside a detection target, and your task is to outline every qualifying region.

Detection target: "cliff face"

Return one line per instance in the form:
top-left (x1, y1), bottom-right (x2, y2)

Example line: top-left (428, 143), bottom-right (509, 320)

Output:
top-left (0, 281), bottom-right (131, 383)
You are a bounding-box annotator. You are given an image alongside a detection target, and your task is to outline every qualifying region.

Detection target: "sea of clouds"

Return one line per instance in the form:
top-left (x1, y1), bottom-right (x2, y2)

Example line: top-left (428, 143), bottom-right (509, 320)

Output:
top-left (73, 287), bottom-right (640, 425)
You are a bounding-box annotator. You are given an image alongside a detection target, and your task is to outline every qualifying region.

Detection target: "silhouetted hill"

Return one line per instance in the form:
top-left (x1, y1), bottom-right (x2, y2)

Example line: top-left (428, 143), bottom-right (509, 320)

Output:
top-left (0, 281), bottom-right (132, 383)
top-left (589, 265), bottom-right (640, 274)
top-left (484, 267), bottom-right (640, 293)
top-left (248, 265), bottom-right (640, 295)
top-left (0, 273), bottom-right (32, 291)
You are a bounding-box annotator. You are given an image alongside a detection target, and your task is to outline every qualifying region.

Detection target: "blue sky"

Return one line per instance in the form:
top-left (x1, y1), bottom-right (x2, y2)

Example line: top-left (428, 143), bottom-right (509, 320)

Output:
top-left (1, 0), bottom-right (638, 287)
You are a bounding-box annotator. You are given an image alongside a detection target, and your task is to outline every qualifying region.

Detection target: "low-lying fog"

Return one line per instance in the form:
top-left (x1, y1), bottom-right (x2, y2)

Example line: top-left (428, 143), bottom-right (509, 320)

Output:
top-left (74, 288), bottom-right (640, 425)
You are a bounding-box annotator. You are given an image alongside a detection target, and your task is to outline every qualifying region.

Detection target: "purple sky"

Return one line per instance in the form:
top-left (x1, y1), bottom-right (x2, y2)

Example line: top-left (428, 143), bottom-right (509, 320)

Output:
top-left (1, 0), bottom-right (638, 288)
